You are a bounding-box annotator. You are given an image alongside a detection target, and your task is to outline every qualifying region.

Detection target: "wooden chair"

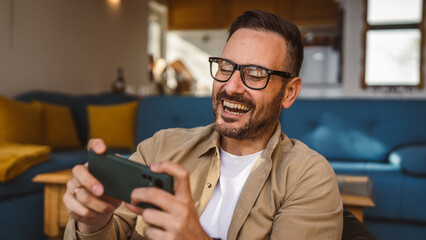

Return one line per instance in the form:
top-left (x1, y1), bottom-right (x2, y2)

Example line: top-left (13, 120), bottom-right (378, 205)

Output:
top-left (342, 208), bottom-right (376, 240)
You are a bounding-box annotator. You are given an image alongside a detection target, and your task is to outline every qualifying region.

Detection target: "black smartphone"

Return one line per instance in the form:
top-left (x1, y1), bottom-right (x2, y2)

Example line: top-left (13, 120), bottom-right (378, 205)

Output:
top-left (87, 150), bottom-right (174, 209)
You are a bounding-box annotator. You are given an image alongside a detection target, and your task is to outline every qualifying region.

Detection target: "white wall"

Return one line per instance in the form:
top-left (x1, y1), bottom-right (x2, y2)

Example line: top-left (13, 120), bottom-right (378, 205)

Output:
top-left (0, 0), bottom-right (149, 98)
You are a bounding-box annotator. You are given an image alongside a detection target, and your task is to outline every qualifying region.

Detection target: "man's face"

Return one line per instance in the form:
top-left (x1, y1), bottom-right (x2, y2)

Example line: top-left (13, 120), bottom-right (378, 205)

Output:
top-left (212, 28), bottom-right (289, 140)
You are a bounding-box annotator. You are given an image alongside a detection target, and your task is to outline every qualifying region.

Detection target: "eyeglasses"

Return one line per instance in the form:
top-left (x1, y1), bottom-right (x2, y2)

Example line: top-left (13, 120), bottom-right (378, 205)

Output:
top-left (209, 57), bottom-right (295, 90)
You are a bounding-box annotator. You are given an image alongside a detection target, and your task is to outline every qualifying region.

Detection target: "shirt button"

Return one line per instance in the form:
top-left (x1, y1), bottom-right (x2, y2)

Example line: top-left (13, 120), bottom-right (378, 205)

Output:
top-left (206, 183), bottom-right (212, 188)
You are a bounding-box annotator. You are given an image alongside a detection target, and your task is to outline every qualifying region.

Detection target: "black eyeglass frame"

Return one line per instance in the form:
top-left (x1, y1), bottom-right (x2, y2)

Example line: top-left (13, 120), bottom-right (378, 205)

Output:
top-left (208, 57), bottom-right (295, 90)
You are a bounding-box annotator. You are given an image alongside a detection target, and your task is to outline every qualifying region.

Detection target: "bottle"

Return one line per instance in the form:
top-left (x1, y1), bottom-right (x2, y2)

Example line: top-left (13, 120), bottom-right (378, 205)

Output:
top-left (112, 67), bottom-right (126, 94)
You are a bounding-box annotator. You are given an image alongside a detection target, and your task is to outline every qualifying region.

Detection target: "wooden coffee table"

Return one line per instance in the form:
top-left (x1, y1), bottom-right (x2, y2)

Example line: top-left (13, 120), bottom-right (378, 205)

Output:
top-left (337, 175), bottom-right (375, 222)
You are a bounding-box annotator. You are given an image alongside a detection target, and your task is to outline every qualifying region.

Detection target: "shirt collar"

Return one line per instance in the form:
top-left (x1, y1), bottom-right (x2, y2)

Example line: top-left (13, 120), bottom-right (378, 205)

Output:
top-left (197, 124), bottom-right (221, 158)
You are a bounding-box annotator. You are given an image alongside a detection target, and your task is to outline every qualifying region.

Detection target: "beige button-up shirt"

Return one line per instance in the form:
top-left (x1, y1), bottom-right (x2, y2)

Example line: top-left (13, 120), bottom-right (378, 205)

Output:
top-left (65, 123), bottom-right (343, 239)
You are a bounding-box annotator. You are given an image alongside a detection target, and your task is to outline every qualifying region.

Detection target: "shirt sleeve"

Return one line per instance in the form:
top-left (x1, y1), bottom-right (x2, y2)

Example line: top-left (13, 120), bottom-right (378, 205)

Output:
top-left (270, 155), bottom-right (343, 240)
top-left (63, 203), bottom-right (140, 240)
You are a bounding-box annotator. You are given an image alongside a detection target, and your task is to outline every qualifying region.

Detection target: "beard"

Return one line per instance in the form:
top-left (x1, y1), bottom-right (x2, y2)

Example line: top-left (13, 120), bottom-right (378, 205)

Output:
top-left (212, 85), bottom-right (285, 140)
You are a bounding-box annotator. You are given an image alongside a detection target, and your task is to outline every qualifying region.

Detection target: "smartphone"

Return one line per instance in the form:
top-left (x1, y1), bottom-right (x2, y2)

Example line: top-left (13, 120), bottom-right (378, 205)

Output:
top-left (87, 150), bottom-right (174, 209)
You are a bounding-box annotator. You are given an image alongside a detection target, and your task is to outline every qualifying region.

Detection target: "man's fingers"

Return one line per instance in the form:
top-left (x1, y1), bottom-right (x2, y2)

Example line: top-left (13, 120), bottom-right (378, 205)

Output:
top-left (66, 175), bottom-right (116, 214)
top-left (74, 187), bottom-right (116, 214)
top-left (150, 161), bottom-right (191, 200)
top-left (71, 164), bottom-right (103, 196)
top-left (100, 194), bottom-right (123, 209)
top-left (130, 187), bottom-right (177, 213)
top-left (124, 202), bottom-right (144, 215)
top-left (63, 191), bottom-right (98, 220)
top-left (87, 138), bottom-right (107, 154)
top-left (66, 177), bottom-right (82, 196)
top-left (142, 208), bottom-right (172, 229)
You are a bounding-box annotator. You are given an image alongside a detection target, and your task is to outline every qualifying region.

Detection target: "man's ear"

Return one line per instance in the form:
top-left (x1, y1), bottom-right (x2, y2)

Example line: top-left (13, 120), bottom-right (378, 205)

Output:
top-left (281, 77), bottom-right (302, 109)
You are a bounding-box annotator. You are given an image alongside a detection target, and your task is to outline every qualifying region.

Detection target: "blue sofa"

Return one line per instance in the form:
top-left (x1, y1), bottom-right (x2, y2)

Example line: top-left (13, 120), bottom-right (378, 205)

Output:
top-left (1, 91), bottom-right (137, 240)
top-left (2, 91), bottom-right (426, 239)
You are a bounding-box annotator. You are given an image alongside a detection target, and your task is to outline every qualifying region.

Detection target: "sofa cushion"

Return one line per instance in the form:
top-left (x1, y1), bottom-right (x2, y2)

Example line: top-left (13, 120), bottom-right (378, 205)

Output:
top-left (136, 96), bottom-right (214, 142)
top-left (77, 93), bottom-right (138, 144)
top-left (88, 101), bottom-right (139, 150)
top-left (15, 90), bottom-right (138, 145)
top-left (401, 174), bottom-right (426, 222)
top-left (33, 100), bottom-right (82, 149)
top-left (15, 91), bottom-right (84, 141)
top-left (389, 144), bottom-right (426, 176)
top-left (365, 219), bottom-right (426, 240)
top-left (0, 95), bottom-right (42, 144)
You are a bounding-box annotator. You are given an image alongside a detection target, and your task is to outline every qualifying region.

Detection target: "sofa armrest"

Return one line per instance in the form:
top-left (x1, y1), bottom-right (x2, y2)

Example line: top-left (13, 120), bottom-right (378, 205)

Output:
top-left (388, 144), bottom-right (426, 176)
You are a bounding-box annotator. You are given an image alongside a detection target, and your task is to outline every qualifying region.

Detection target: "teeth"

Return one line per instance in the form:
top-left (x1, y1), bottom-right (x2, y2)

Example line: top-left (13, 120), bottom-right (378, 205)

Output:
top-left (223, 100), bottom-right (250, 111)
top-left (225, 108), bottom-right (245, 115)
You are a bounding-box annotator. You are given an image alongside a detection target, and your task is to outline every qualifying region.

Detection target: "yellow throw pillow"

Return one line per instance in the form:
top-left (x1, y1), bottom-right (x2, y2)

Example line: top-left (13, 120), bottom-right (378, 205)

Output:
top-left (0, 95), bottom-right (42, 144)
top-left (0, 141), bottom-right (50, 182)
top-left (88, 101), bottom-right (138, 150)
top-left (32, 101), bottom-right (81, 149)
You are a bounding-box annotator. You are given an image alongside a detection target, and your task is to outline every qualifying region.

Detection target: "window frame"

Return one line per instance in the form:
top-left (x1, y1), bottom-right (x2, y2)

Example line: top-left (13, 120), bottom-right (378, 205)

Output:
top-left (361, 0), bottom-right (426, 89)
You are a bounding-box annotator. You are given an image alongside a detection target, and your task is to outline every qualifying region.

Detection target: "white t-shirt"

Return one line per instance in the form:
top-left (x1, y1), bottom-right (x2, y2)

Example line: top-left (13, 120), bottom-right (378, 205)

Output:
top-left (199, 148), bottom-right (262, 240)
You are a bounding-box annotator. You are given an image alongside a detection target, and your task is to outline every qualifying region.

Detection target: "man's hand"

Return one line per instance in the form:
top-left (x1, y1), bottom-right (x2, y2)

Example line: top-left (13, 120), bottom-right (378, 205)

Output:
top-left (126, 161), bottom-right (212, 240)
top-left (63, 138), bottom-right (122, 234)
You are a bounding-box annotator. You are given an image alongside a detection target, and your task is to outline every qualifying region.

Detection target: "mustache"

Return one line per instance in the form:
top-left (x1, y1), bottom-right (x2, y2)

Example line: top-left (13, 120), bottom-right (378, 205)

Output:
top-left (215, 91), bottom-right (255, 110)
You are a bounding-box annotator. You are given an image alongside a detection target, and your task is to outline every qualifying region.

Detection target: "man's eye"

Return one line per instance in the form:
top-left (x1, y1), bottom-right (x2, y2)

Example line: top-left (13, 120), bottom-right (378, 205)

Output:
top-left (219, 66), bottom-right (233, 74)
top-left (246, 75), bottom-right (265, 81)
top-left (245, 68), bottom-right (267, 81)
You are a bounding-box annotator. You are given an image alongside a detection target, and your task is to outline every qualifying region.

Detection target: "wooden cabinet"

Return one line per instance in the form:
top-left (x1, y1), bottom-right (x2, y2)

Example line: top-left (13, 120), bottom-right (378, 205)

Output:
top-left (168, 0), bottom-right (228, 29)
top-left (283, 0), bottom-right (341, 26)
top-left (228, 0), bottom-right (278, 26)
top-left (168, 0), bottom-right (340, 30)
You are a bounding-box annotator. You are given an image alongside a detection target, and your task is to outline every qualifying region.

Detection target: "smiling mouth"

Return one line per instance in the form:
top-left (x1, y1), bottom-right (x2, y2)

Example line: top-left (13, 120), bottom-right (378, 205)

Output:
top-left (223, 100), bottom-right (251, 115)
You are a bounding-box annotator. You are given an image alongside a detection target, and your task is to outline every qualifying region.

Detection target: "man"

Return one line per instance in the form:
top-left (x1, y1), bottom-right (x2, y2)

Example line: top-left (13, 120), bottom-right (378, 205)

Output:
top-left (63, 10), bottom-right (343, 240)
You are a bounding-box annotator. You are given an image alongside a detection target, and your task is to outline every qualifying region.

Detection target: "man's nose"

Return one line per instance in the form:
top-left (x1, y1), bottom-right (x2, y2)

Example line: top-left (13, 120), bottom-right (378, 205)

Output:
top-left (223, 70), bottom-right (246, 94)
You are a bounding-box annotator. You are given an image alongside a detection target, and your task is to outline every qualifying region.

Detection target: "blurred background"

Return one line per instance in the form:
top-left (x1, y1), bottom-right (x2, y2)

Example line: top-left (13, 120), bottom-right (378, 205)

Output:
top-left (1, 0), bottom-right (425, 99)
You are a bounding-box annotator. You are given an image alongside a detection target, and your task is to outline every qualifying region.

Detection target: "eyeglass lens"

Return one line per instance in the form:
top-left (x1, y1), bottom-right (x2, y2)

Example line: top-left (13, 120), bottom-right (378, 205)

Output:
top-left (210, 59), bottom-right (269, 89)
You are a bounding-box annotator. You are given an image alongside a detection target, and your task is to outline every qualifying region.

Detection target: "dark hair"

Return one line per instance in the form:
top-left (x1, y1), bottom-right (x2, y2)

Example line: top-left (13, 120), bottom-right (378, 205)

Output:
top-left (228, 10), bottom-right (304, 77)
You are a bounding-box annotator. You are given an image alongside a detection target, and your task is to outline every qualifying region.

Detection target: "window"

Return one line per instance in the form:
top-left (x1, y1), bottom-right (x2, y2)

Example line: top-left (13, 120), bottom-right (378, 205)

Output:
top-left (148, 1), bottom-right (167, 61)
top-left (362, 0), bottom-right (425, 89)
